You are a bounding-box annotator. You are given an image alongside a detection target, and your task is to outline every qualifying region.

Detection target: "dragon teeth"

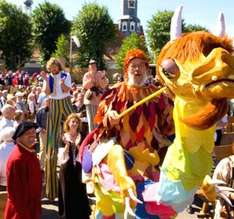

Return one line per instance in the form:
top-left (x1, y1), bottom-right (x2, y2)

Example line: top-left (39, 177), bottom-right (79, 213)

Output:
top-left (211, 75), bottom-right (218, 81)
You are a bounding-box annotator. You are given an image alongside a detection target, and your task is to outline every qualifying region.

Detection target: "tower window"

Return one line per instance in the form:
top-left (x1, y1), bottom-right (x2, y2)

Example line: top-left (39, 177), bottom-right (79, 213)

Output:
top-left (128, 0), bottom-right (135, 8)
top-left (130, 21), bottom-right (135, 31)
top-left (122, 22), bottom-right (127, 31)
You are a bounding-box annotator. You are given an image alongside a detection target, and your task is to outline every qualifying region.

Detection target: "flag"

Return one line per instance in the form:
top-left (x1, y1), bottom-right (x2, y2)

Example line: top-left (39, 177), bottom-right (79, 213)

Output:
top-left (71, 35), bottom-right (80, 48)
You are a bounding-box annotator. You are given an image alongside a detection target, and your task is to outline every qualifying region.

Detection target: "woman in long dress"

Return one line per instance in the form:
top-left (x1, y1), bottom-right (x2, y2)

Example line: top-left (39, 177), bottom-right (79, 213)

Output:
top-left (58, 113), bottom-right (91, 219)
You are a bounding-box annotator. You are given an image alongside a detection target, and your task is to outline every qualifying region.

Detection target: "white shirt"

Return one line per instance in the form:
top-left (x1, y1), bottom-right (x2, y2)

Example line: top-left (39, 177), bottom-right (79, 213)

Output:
top-left (37, 92), bottom-right (47, 108)
top-left (0, 118), bottom-right (15, 130)
top-left (47, 72), bottom-right (72, 100)
top-left (0, 142), bottom-right (15, 186)
top-left (213, 155), bottom-right (234, 187)
top-left (28, 100), bottom-right (36, 114)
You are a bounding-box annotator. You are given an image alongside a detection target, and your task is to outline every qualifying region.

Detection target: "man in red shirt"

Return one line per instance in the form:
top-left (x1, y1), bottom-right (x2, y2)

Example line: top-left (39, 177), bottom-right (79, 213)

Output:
top-left (4, 121), bottom-right (42, 219)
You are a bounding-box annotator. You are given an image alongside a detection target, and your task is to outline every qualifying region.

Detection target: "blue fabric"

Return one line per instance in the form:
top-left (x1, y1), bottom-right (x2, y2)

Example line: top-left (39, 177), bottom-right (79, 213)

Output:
top-left (82, 147), bottom-right (93, 173)
top-left (135, 181), bottom-right (160, 219)
top-left (48, 71), bottom-right (67, 93)
top-left (95, 211), bottom-right (103, 219)
top-left (36, 107), bottom-right (48, 129)
top-left (48, 75), bottom-right (54, 93)
top-left (154, 171), bottom-right (197, 212)
top-left (124, 151), bottom-right (135, 169)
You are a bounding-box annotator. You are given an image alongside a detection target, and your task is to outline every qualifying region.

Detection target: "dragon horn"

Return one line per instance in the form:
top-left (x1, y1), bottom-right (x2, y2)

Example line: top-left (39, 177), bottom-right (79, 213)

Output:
top-left (170, 5), bottom-right (183, 40)
top-left (216, 12), bottom-right (226, 37)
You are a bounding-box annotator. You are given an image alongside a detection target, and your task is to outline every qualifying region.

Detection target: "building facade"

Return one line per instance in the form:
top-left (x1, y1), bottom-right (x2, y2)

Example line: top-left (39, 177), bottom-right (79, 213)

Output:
top-left (118, 0), bottom-right (143, 36)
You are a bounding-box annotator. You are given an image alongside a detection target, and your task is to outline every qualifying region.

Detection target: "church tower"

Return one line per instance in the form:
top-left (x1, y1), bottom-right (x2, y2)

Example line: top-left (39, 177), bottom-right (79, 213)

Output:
top-left (119, 0), bottom-right (143, 36)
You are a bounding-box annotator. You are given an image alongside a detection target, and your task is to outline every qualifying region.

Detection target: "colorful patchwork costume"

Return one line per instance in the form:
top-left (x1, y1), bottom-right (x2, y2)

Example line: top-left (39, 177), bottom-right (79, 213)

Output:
top-left (81, 49), bottom-right (174, 218)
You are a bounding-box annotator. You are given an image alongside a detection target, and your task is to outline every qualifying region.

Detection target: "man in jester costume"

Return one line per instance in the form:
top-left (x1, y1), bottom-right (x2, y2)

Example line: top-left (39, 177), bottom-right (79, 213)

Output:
top-left (80, 48), bottom-right (174, 218)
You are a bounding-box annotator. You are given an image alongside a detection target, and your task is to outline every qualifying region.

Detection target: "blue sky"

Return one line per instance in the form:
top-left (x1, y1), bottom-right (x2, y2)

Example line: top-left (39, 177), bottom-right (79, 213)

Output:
top-left (7, 0), bottom-right (234, 36)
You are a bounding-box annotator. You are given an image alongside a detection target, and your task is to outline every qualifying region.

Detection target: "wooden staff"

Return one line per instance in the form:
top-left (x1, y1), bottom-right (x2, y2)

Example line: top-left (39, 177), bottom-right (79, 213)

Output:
top-left (119, 86), bottom-right (168, 118)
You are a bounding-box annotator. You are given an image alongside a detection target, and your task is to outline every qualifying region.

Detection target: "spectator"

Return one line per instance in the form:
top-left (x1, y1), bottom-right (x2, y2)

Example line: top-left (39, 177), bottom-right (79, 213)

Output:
top-left (0, 127), bottom-right (15, 191)
top-left (4, 121), bottom-right (42, 219)
top-left (15, 92), bottom-right (27, 112)
top-left (14, 110), bottom-right (25, 127)
top-left (75, 91), bottom-right (86, 117)
top-left (71, 82), bottom-right (77, 94)
top-left (58, 113), bottom-right (91, 219)
top-left (27, 93), bottom-right (36, 117)
top-left (112, 72), bottom-right (123, 83)
top-left (2, 90), bottom-right (7, 101)
top-left (5, 71), bottom-right (12, 86)
top-left (212, 142), bottom-right (234, 218)
top-left (0, 90), bottom-right (6, 110)
top-left (0, 104), bottom-right (16, 130)
top-left (228, 99), bottom-right (234, 117)
top-left (23, 72), bottom-right (30, 87)
top-left (215, 114), bottom-right (228, 146)
top-left (36, 98), bottom-right (49, 170)
top-left (37, 90), bottom-right (47, 108)
top-left (82, 59), bottom-right (109, 132)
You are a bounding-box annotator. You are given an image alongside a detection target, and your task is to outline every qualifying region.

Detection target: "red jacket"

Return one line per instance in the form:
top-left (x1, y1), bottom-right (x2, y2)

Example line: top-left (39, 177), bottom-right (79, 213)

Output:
top-left (4, 145), bottom-right (42, 219)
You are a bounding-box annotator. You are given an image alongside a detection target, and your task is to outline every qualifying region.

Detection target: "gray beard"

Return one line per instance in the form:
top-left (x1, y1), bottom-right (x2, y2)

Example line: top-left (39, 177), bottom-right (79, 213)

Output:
top-left (127, 73), bottom-right (148, 87)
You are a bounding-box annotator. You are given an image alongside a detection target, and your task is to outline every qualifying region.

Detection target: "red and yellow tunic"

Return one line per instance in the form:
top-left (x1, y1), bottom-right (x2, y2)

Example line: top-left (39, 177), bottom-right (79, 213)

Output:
top-left (94, 82), bottom-right (174, 181)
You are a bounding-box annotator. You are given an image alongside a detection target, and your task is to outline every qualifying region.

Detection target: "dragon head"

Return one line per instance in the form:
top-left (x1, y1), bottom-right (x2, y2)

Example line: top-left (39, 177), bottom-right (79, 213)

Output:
top-left (157, 6), bottom-right (234, 129)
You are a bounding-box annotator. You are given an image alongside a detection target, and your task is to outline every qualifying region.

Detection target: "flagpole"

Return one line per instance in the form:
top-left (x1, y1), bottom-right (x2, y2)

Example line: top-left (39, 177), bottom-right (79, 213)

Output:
top-left (69, 35), bottom-right (73, 73)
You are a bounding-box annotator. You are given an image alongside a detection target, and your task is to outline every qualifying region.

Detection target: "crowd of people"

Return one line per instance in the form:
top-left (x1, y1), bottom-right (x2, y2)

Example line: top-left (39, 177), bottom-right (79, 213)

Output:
top-left (0, 55), bottom-right (121, 218)
top-left (0, 47), bottom-right (233, 219)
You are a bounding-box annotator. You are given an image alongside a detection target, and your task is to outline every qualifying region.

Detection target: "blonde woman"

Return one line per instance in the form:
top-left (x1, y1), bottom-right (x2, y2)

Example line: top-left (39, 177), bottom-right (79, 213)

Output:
top-left (58, 113), bottom-right (91, 219)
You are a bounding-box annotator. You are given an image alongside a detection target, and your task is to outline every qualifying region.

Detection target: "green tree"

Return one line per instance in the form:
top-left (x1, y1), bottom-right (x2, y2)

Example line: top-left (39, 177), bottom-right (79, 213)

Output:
top-left (146, 10), bottom-right (207, 59)
top-left (32, 2), bottom-right (70, 65)
top-left (147, 10), bottom-right (176, 58)
top-left (0, 0), bottom-right (32, 69)
top-left (184, 24), bottom-right (208, 32)
top-left (52, 34), bottom-right (70, 67)
top-left (115, 33), bottom-right (148, 70)
top-left (72, 3), bottom-right (116, 68)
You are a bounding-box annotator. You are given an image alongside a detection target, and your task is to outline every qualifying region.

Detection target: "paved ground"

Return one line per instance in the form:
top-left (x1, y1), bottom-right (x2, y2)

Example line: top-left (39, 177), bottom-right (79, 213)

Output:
top-left (41, 199), bottom-right (58, 219)
top-left (41, 200), bottom-right (197, 219)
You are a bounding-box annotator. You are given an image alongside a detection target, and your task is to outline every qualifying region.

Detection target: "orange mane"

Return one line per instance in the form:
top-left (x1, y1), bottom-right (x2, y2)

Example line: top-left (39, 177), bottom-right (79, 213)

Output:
top-left (157, 31), bottom-right (233, 130)
top-left (157, 31), bottom-right (233, 66)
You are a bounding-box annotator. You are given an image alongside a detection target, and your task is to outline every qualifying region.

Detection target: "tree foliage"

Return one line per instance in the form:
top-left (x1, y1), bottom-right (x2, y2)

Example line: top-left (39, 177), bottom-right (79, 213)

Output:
top-left (115, 33), bottom-right (148, 70)
top-left (32, 2), bottom-right (70, 65)
top-left (72, 3), bottom-right (116, 69)
top-left (146, 10), bottom-right (177, 58)
top-left (184, 24), bottom-right (208, 32)
top-left (52, 34), bottom-right (70, 67)
top-left (146, 10), bottom-right (207, 59)
top-left (0, 0), bottom-right (32, 69)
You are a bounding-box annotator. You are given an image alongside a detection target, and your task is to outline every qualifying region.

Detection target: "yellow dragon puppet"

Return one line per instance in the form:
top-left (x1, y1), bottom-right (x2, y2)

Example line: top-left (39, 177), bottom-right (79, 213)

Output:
top-left (80, 6), bottom-right (234, 219)
top-left (143, 6), bottom-right (234, 218)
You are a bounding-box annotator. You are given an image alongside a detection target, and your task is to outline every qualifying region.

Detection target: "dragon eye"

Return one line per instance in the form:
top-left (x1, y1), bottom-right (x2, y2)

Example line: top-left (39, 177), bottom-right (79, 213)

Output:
top-left (160, 59), bottom-right (180, 80)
